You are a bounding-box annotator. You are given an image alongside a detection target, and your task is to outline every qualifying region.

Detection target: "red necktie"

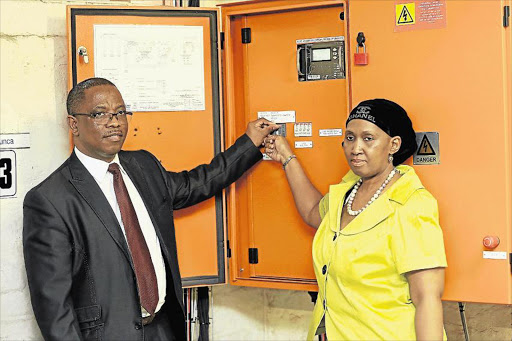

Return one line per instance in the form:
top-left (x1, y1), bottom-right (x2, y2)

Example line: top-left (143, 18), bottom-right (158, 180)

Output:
top-left (108, 163), bottom-right (159, 316)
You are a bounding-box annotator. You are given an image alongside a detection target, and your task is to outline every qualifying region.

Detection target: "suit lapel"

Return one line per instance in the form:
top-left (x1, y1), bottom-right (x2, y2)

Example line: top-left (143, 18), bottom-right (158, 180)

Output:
top-left (342, 166), bottom-right (420, 235)
top-left (340, 196), bottom-right (394, 236)
top-left (119, 153), bottom-right (155, 215)
top-left (327, 180), bottom-right (356, 233)
top-left (328, 171), bottom-right (395, 236)
top-left (119, 153), bottom-right (172, 261)
top-left (68, 152), bottom-right (133, 264)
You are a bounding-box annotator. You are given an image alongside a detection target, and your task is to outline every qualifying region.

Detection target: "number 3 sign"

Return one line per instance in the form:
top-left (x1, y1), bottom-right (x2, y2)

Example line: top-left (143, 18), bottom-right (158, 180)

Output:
top-left (0, 150), bottom-right (16, 197)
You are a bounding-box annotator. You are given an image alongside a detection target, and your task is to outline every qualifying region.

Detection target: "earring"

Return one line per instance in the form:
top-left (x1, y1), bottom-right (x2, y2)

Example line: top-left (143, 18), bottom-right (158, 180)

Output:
top-left (388, 155), bottom-right (394, 163)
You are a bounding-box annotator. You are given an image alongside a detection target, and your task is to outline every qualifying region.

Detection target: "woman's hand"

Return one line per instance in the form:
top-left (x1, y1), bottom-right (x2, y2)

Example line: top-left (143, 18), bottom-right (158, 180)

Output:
top-left (264, 135), bottom-right (293, 165)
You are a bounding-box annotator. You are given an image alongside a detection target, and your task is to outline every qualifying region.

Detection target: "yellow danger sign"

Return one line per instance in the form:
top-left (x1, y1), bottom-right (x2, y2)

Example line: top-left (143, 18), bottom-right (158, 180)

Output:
top-left (396, 3), bottom-right (415, 26)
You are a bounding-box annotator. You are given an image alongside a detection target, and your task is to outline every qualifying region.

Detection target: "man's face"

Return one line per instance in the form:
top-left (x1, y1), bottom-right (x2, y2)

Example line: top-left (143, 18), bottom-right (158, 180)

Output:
top-left (69, 85), bottom-right (128, 162)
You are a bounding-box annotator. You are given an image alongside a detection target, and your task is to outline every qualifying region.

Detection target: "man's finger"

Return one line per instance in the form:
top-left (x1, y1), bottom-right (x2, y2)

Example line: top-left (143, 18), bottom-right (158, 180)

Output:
top-left (263, 123), bottom-right (280, 132)
top-left (255, 118), bottom-right (279, 130)
top-left (257, 118), bottom-right (274, 125)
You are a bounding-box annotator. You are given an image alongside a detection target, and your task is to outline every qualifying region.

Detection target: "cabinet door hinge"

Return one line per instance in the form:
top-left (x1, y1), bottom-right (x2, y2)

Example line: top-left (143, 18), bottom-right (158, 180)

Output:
top-left (249, 248), bottom-right (258, 264)
top-left (226, 239), bottom-right (231, 258)
top-left (242, 28), bottom-right (251, 44)
top-left (220, 32), bottom-right (225, 50)
top-left (509, 253), bottom-right (512, 274)
top-left (504, 6), bottom-right (510, 27)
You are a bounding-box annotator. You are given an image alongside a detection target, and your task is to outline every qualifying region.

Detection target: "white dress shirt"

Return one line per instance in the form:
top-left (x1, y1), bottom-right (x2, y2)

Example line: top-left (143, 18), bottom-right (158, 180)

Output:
top-left (75, 147), bottom-right (166, 316)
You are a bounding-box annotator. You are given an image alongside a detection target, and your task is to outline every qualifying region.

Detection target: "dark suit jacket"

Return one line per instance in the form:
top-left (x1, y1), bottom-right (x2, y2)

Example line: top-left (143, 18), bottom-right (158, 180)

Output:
top-left (23, 134), bottom-right (261, 341)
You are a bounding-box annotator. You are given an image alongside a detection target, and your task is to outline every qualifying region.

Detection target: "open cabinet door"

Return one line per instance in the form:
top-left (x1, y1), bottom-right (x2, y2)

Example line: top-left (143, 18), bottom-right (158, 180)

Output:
top-left (221, 0), bottom-right (349, 291)
top-left (347, 0), bottom-right (512, 304)
top-left (67, 6), bottom-right (226, 287)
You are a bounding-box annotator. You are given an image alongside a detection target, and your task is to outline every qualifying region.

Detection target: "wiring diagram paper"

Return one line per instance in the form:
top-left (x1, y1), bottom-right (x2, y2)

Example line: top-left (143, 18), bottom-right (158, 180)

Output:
top-left (94, 24), bottom-right (205, 112)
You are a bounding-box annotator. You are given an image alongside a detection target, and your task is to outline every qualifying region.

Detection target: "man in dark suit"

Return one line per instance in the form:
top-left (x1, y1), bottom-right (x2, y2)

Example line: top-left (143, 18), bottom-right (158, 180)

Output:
top-left (23, 77), bottom-right (278, 340)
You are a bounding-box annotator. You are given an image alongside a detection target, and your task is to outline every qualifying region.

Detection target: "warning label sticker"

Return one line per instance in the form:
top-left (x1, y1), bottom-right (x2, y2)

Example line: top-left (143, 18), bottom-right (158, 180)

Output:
top-left (413, 132), bottom-right (440, 165)
top-left (395, 0), bottom-right (447, 33)
top-left (396, 3), bottom-right (415, 25)
top-left (417, 135), bottom-right (435, 155)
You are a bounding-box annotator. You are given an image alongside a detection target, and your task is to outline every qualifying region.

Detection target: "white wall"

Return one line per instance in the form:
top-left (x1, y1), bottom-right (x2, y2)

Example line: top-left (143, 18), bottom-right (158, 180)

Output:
top-left (0, 0), bottom-right (510, 340)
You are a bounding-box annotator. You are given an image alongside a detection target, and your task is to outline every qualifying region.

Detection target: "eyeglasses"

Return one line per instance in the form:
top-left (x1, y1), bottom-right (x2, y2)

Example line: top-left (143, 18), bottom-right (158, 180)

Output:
top-left (71, 110), bottom-right (133, 125)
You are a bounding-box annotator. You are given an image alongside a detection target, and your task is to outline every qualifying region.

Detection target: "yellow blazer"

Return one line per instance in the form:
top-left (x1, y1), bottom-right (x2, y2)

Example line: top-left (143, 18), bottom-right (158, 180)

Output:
top-left (307, 165), bottom-right (447, 340)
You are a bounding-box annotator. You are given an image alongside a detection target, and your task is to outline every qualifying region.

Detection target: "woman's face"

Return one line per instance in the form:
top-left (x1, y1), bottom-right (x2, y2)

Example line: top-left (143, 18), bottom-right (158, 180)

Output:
top-left (343, 119), bottom-right (400, 179)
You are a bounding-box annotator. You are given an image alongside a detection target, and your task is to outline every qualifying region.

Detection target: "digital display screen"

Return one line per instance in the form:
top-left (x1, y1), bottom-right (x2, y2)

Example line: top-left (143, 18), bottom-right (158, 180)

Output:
top-left (312, 48), bottom-right (331, 61)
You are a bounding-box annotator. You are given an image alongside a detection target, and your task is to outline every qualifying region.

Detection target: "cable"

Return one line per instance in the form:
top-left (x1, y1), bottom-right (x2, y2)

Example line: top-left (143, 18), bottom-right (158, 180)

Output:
top-left (197, 287), bottom-right (210, 341)
top-left (458, 302), bottom-right (470, 341)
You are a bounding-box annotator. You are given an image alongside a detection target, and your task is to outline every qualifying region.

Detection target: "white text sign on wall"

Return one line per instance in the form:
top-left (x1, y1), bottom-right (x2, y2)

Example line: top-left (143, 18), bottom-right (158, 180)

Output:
top-left (0, 133), bottom-right (31, 149)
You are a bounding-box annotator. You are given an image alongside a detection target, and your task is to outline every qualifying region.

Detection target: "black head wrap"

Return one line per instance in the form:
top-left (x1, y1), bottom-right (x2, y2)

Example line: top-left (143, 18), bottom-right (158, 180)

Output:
top-left (346, 99), bottom-right (417, 166)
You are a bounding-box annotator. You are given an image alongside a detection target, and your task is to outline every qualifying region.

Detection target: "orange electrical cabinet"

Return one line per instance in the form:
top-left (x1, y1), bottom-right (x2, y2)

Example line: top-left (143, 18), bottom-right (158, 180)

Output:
top-left (67, 6), bottom-right (226, 287)
top-left (67, 0), bottom-right (512, 304)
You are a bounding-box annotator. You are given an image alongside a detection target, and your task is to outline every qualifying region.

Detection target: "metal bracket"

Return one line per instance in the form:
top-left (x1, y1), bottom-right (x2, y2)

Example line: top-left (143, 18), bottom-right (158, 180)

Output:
top-left (249, 248), bottom-right (258, 264)
top-left (509, 253), bottom-right (512, 274)
top-left (242, 28), bottom-right (251, 44)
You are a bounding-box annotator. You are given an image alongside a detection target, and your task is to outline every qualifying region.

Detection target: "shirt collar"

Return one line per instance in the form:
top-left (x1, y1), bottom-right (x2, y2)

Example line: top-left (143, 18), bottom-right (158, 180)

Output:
top-left (74, 147), bottom-right (123, 182)
top-left (385, 165), bottom-right (424, 204)
top-left (339, 164), bottom-right (424, 205)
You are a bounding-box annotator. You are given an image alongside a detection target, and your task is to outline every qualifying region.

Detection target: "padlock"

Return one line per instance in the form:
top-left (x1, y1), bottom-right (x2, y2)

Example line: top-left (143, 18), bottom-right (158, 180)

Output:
top-left (354, 44), bottom-right (368, 66)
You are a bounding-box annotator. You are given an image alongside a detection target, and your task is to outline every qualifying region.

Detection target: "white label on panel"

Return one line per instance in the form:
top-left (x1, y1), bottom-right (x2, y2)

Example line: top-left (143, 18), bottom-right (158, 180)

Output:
top-left (257, 111), bottom-right (295, 123)
top-left (0, 133), bottom-right (30, 149)
top-left (0, 150), bottom-right (16, 198)
top-left (262, 154), bottom-right (272, 161)
top-left (295, 141), bottom-right (313, 149)
top-left (319, 129), bottom-right (343, 137)
top-left (294, 123), bottom-right (312, 137)
top-left (296, 36), bottom-right (345, 44)
top-left (482, 251), bottom-right (507, 260)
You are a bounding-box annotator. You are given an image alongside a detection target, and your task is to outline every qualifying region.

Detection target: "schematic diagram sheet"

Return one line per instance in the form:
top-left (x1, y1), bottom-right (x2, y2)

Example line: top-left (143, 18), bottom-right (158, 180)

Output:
top-left (94, 24), bottom-right (205, 112)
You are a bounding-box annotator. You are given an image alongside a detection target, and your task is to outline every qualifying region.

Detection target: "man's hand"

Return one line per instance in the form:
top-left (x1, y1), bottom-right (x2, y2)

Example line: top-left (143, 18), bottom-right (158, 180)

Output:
top-left (246, 118), bottom-right (280, 147)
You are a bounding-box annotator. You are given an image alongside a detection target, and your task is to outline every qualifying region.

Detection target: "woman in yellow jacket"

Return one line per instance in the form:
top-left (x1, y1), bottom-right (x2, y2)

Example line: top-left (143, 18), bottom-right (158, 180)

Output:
top-left (264, 99), bottom-right (447, 340)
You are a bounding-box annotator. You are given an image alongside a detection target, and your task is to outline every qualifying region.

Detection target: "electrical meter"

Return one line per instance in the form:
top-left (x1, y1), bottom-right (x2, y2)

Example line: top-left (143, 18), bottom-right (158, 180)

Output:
top-left (296, 36), bottom-right (345, 82)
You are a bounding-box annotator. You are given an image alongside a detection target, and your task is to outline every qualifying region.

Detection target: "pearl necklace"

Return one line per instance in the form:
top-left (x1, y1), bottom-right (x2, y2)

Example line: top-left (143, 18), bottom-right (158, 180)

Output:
top-left (346, 168), bottom-right (397, 216)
